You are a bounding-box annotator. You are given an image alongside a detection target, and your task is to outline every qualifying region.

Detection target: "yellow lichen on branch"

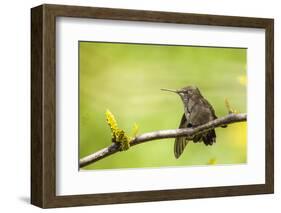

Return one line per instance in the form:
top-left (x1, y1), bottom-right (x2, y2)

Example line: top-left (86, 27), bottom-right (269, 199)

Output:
top-left (105, 110), bottom-right (138, 151)
top-left (224, 98), bottom-right (239, 114)
top-left (105, 110), bottom-right (118, 136)
top-left (131, 123), bottom-right (139, 138)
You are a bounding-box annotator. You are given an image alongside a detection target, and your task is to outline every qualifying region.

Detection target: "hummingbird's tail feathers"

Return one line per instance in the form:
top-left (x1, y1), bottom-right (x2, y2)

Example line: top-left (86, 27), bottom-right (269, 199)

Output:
top-left (174, 137), bottom-right (189, 159)
top-left (203, 130), bottom-right (216, 146)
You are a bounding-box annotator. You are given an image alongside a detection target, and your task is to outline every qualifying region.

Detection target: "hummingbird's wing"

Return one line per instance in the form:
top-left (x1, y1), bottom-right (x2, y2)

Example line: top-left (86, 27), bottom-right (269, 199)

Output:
top-left (174, 114), bottom-right (189, 159)
top-left (189, 104), bottom-right (216, 146)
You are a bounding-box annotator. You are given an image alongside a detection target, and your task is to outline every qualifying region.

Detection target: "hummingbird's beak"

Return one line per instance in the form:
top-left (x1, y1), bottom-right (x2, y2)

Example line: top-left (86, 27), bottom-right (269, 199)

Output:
top-left (161, 88), bottom-right (179, 93)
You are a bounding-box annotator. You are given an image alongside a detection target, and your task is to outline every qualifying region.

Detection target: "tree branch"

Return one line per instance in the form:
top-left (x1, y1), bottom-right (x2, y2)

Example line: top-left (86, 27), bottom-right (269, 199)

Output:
top-left (79, 113), bottom-right (247, 168)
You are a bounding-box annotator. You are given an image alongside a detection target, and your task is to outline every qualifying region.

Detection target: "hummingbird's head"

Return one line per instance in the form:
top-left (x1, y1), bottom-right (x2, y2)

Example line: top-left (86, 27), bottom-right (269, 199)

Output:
top-left (161, 86), bottom-right (201, 100)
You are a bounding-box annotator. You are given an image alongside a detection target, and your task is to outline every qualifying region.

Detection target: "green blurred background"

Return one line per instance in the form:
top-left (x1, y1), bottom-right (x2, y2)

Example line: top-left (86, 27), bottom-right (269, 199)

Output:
top-left (79, 41), bottom-right (247, 170)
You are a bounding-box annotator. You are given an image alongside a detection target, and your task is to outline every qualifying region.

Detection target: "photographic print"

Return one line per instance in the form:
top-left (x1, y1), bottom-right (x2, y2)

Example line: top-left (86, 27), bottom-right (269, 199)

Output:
top-left (31, 4), bottom-right (273, 208)
top-left (79, 41), bottom-right (247, 170)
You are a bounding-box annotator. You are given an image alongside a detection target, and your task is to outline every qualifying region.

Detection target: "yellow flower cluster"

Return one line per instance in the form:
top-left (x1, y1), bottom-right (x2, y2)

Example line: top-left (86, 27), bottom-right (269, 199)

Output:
top-left (237, 75), bottom-right (247, 86)
top-left (207, 158), bottom-right (217, 165)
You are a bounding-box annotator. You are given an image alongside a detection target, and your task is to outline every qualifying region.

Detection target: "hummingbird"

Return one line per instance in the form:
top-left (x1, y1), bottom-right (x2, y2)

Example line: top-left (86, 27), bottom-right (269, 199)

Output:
top-left (161, 86), bottom-right (218, 159)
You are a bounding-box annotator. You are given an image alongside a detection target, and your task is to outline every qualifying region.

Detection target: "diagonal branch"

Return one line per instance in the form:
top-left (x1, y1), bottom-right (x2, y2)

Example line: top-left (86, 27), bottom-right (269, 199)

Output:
top-left (79, 113), bottom-right (247, 168)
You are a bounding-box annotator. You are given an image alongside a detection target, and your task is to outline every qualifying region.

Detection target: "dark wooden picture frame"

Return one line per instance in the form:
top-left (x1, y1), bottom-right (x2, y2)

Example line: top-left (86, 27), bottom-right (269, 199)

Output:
top-left (31, 4), bottom-right (274, 208)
